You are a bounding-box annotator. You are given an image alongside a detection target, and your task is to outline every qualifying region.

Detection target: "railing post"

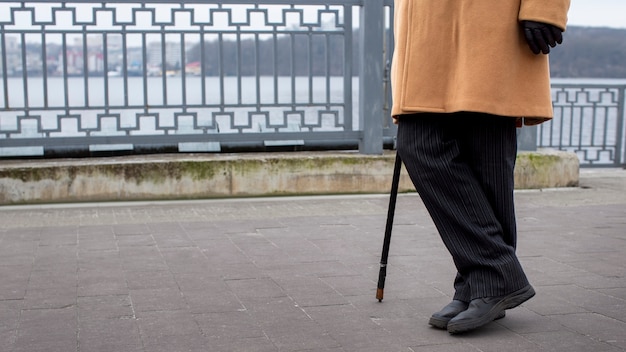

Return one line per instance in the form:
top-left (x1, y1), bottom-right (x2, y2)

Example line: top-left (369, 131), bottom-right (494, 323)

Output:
top-left (359, 0), bottom-right (385, 154)
top-left (517, 125), bottom-right (538, 151)
top-left (617, 86), bottom-right (626, 167)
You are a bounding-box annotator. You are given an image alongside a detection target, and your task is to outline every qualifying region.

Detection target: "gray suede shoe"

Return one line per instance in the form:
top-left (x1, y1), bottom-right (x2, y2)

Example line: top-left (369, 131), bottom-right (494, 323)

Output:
top-left (447, 285), bottom-right (535, 334)
top-left (429, 299), bottom-right (506, 329)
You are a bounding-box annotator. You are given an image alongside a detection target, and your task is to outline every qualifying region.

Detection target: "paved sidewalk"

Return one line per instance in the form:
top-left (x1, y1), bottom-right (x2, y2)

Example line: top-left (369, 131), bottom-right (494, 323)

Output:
top-left (1, 169), bottom-right (625, 352)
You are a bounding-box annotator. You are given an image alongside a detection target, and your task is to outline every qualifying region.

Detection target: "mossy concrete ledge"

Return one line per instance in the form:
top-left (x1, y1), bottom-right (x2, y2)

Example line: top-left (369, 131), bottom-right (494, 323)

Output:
top-left (516, 149), bottom-right (580, 189)
top-left (0, 150), bottom-right (578, 205)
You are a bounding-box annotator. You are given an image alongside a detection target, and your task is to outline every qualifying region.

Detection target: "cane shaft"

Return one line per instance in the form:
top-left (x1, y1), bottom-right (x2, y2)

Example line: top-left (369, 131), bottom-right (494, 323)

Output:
top-left (376, 153), bottom-right (402, 302)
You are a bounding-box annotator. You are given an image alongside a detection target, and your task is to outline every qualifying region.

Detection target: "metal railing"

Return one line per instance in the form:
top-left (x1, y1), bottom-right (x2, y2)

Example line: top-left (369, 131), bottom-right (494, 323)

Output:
top-left (0, 0), bottom-right (395, 156)
top-left (1, 1), bottom-right (625, 167)
top-left (542, 84), bottom-right (626, 167)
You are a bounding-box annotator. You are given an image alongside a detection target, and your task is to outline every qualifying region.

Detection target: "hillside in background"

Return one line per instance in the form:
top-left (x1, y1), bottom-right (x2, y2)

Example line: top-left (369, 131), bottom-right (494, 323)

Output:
top-left (550, 26), bottom-right (626, 78)
top-left (185, 25), bottom-right (626, 79)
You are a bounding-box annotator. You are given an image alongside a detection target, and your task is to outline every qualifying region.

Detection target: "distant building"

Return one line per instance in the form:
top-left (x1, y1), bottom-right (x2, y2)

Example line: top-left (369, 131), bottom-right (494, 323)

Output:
top-left (185, 61), bottom-right (201, 75)
top-left (148, 41), bottom-right (183, 70)
top-left (1, 36), bottom-right (20, 75)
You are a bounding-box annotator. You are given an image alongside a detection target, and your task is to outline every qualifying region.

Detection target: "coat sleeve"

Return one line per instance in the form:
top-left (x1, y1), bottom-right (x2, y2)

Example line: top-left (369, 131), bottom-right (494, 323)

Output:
top-left (518, 0), bottom-right (571, 30)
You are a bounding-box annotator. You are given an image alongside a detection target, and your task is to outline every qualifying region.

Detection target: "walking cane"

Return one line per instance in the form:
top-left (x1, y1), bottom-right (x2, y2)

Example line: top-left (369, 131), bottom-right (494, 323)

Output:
top-left (376, 153), bottom-right (402, 302)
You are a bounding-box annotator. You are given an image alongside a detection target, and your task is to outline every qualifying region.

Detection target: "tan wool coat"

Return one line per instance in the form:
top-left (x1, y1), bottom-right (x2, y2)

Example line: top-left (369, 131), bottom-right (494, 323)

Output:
top-left (391, 0), bottom-right (570, 125)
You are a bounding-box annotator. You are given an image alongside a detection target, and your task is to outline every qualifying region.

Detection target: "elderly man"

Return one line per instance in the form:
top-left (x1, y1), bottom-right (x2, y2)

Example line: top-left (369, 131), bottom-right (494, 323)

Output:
top-left (390, 1), bottom-right (570, 334)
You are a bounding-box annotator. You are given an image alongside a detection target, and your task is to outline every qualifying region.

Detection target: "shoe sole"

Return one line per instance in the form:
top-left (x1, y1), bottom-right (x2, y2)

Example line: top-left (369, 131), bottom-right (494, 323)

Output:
top-left (429, 310), bottom-right (506, 329)
top-left (447, 285), bottom-right (535, 334)
top-left (428, 316), bottom-right (450, 330)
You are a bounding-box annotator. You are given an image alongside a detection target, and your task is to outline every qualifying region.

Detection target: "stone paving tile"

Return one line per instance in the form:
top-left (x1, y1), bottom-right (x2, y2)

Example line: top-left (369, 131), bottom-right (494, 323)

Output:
top-left (78, 294), bottom-right (133, 319)
top-left (13, 339), bottom-right (78, 352)
top-left (550, 312), bottom-right (626, 350)
top-left (320, 275), bottom-right (378, 297)
top-left (205, 336), bottom-right (281, 352)
top-left (599, 287), bottom-right (626, 301)
top-left (182, 289), bottom-right (246, 314)
top-left (152, 232), bottom-right (196, 248)
top-left (78, 338), bottom-right (144, 352)
top-left (124, 269), bottom-right (179, 291)
top-left (226, 277), bottom-right (288, 299)
top-left (141, 332), bottom-right (210, 352)
top-left (116, 233), bottom-right (157, 247)
top-left (303, 303), bottom-right (409, 351)
top-left (409, 344), bottom-right (482, 352)
top-left (23, 286), bottom-right (77, 310)
top-left (496, 306), bottom-right (565, 334)
top-left (135, 310), bottom-right (202, 338)
top-left (173, 272), bottom-right (227, 292)
top-left (77, 249), bottom-right (122, 270)
top-left (28, 267), bottom-right (77, 289)
top-left (0, 300), bottom-right (21, 349)
top-left (118, 247), bottom-right (170, 272)
top-left (0, 266), bottom-right (30, 300)
top-left (159, 247), bottom-right (212, 274)
top-left (195, 310), bottom-right (265, 340)
top-left (0, 171), bottom-right (625, 351)
top-left (113, 224), bottom-right (152, 236)
top-left (129, 287), bottom-right (189, 312)
top-left (196, 238), bottom-right (253, 266)
top-left (523, 330), bottom-right (624, 352)
top-left (454, 325), bottom-right (546, 352)
top-left (78, 275), bottom-right (129, 297)
top-left (78, 318), bottom-right (143, 352)
top-left (272, 276), bottom-right (349, 308)
top-left (13, 307), bottom-right (78, 352)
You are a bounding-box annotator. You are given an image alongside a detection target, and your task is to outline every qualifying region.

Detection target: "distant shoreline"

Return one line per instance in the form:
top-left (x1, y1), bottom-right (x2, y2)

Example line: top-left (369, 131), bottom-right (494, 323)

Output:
top-left (551, 78), bottom-right (626, 84)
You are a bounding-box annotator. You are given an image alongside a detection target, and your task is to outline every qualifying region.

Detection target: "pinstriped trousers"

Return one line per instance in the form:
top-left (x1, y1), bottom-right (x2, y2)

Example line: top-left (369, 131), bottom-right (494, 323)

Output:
top-left (396, 112), bottom-right (530, 301)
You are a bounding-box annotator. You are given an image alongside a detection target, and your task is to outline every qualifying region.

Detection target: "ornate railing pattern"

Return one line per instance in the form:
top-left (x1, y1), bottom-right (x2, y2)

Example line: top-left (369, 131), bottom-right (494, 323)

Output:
top-left (0, 0), bottom-right (395, 156)
top-left (543, 84), bottom-right (626, 167)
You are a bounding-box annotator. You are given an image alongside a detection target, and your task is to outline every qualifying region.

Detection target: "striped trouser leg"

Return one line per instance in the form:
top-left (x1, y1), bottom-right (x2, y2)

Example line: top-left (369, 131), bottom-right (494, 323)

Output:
top-left (396, 112), bottom-right (530, 300)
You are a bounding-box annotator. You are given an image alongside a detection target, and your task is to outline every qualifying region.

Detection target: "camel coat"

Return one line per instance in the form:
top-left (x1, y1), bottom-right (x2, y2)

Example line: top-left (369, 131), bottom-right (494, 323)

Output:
top-left (391, 0), bottom-right (570, 125)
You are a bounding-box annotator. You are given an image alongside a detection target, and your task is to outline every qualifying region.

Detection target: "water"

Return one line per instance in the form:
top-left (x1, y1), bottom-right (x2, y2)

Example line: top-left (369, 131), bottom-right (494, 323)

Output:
top-left (0, 75), bottom-right (359, 135)
top-left (2, 76), bottom-right (353, 107)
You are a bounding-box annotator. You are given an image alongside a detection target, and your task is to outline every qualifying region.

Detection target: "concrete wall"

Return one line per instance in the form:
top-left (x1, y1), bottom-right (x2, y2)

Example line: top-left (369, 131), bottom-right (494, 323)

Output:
top-left (0, 150), bottom-right (579, 205)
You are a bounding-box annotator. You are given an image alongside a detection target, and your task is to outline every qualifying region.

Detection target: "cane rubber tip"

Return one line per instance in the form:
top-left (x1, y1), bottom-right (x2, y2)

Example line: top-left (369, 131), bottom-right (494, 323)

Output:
top-left (376, 288), bottom-right (384, 302)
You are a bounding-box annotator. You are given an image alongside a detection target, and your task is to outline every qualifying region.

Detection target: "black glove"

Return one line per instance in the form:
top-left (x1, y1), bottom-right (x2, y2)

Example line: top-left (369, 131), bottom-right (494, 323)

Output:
top-left (522, 20), bottom-right (563, 55)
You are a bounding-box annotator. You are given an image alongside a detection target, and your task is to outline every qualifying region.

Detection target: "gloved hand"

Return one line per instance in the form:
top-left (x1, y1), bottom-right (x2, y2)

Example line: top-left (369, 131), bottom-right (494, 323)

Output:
top-left (521, 20), bottom-right (563, 55)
